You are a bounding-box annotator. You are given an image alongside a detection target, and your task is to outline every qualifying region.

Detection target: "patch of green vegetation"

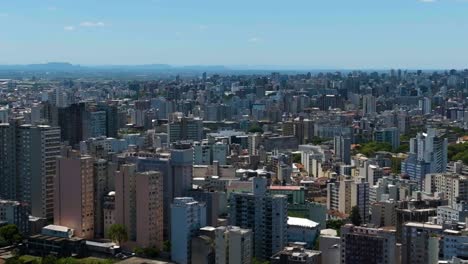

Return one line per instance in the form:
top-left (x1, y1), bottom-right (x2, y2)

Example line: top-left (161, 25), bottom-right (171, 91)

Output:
top-left (355, 142), bottom-right (393, 157)
top-left (288, 210), bottom-right (308, 218)
top-left (326, 219), bottom-right (345, 236)
top-left (292, 153), bottom-right (302, 164)
top-left (248, 124), bottom-right (264, 134)
top-left (0, 224), bottom-right (22, 247)
top-left (391, 157), bottom-right (403, 174)
top-left (449, 142), bottom-right (468, 164)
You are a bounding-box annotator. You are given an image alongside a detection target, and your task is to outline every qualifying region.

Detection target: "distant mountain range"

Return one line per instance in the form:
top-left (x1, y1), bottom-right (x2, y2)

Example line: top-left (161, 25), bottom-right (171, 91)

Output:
top-left (0, 62), bottom-right (236, 73)
top-left (0, 62), bottom-right (336, 74)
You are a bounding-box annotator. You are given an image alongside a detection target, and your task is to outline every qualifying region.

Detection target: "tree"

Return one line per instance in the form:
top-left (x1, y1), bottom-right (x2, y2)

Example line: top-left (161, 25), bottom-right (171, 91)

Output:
top-left (349, 206), bottom-right (362, 226)
top-left (163, 240), bottom-right (171, 252)
top-left (5, 257), bottom-right (24, 264)
top-left (0, 224), bottom-right (22, 245)
top-left (107, 224), bottom-right (128, 246)
top-left (292, 153), bottom-right (302, 164)
top-left (42, 255), bottom-right (58, 264)
top-left (356, 142), bottom-right (393, 157)
top-left (326, 219), bottom-right (344, 236)
top-left (248, 125), bottom-right (263, 134)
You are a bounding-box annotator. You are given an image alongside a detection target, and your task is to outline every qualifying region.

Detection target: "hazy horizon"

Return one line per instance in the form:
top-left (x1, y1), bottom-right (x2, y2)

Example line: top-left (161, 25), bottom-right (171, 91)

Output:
top-left (2, 0), bottom-right (468, 69)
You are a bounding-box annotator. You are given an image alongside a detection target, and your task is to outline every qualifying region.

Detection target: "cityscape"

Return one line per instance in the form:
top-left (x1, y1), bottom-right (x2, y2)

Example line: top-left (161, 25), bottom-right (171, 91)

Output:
top-left (2, 1), bottom-right (468, 264)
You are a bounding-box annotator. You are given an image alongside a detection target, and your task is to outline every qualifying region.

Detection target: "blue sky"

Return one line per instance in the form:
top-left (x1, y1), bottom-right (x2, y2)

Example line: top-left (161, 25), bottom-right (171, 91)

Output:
top-left (1, 0), bottom-right (468, 69)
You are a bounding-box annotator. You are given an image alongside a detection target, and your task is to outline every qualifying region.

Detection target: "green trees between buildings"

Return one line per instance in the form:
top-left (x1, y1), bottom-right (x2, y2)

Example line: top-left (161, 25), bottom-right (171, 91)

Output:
top-left (326, 219), bottom-right (345, 236)
top-left (292, 153), bottom-right (301, 164)
top-left (107, 224), bottom-right (128, 246)
top-left (355, 142), bottom-right (392, 157)
top-left (449, 142), bottom-right (468, 164)
top-left (0, 224), bottom-right (22, 246)
top-left (248, 124), bottom-right (264, 134)
top-left (133, 247), bottom-right (160, 258)
top-left (349, 206), bottom-right (362, 226)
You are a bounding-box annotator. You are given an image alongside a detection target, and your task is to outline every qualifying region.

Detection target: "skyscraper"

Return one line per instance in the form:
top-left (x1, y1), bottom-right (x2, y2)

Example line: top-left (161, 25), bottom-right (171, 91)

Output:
top-left (0, 123), bottom-right (17, 200)
top-left (362, 94), bottom-right (377, 115)
top-left (402, 128), bottom-right (448, 188)
top-left (17, 125), bottom-right (61, 219)
top-left (171, 142), bottom-right (194, 198)
top-left (334, 136), bottom-right (351, 165)
top-left (58, 103), bottom-right (86, 147)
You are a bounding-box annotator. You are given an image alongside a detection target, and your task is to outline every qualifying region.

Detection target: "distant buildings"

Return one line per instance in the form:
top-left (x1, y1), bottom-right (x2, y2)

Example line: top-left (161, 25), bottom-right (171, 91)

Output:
top-left (168, 115), bottom-right (203, 143)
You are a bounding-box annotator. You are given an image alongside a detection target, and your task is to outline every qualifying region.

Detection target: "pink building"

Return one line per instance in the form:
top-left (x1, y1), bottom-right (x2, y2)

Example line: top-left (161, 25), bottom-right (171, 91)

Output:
top-left (136, 171), bottom-right (164, 249)
top-left (115, 165), bottom-right (164, 249)
top-left (54, 151), bottom-right (94, 239)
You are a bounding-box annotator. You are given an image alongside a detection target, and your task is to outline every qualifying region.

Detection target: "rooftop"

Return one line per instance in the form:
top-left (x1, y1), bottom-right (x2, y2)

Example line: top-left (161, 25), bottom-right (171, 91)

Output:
top-left (288, 217), bottom-right (319, 229)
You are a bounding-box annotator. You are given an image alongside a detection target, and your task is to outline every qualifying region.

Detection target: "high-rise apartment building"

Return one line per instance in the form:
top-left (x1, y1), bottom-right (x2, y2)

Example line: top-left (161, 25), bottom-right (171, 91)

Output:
top-left (135, 171), bottom-right (164, 249)
top-left (327, 179), bottom-right (356, 215)
top-left (341, 224), bottom-right (397, 264)
top-left (58, 103), bottom-right (86, 147)
top-left (214, 226), bottom-right (252, 264)
top-left (83, 111), bottom-right (107, 139)
top-left (425, 173), bottom-right (468, 208)
top-left (334, 136), bottom-right (351, 165)
top-left (93, 159), bottom-right (117, 238)
top-left (115, 164), bottom-right (137, 242)
top-left (17, 125), bottom-right (61, 219)
top-left (171, 142), bottom-right (194, 198)
top-left (115, 165), bottom-right (164, 249)
top-left (54, 151), bottom-right (94, 239)
top-left (362, 94), bottom-right (377, 115)
top-left (0, 123), bottom-right (61, 219)
top-left (0, 123), bottom-right (17, 200)
top-left (168, 115), bottom-right (203, 143)
top-left (171, 197), bottom-right (207, 264)
top-left (229, 180), bottom-right (288, 260)
top-left (401, 222), bottom-right (443, 264)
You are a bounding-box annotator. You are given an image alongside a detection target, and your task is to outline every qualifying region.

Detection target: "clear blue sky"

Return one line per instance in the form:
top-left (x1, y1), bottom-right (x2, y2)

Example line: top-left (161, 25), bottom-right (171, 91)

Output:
top-left (1, 0), bottom-right (468, 69)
